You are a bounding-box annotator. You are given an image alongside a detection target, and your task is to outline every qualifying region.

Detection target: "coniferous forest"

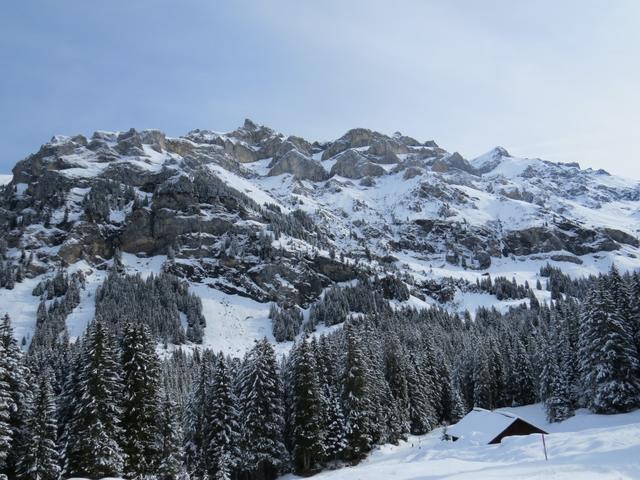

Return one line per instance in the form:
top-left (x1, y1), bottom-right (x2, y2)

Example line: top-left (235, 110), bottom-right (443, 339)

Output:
top-left (1, 264), bottom-right (640, 480)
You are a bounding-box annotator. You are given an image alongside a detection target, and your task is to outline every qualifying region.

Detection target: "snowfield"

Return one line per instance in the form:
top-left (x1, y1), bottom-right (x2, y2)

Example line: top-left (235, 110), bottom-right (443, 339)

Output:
top-left (283, 405), bottom-right (640, 480)
top-left (65, 405), bottom-right (640, 480)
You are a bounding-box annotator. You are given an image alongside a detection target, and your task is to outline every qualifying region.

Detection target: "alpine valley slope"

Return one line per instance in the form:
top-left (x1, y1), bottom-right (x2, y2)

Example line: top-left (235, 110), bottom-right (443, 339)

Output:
top-left (1, 119), bottom-right (640, 353)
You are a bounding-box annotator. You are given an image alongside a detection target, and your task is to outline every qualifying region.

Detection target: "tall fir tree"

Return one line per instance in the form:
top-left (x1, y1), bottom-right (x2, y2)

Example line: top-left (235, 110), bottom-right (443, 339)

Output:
top-left (0, 340), bottom-right (13, 477)
top-left (629, 272), bottom-right (640, 363)
top-left (438, 362), bottom-right (466, 424)
top-left (473, 344), bottom-right (493, 409)
top-left (342, 323), bottom-right (374, 460)
top-left (406, 352), bottom-right (436, 434)
top-left (321, 384), bottom-right (347, 463)
top-left (507, 338), bottom-right (536, 407)
top-left (239, 339), bottom-right (287, 480)
top-left (291, 339), bottom-right (325, 474)
top-left (121, 323), bottom-right (162, 477)
top-left (0, 314), bottom-right (30, 479)
top-left (384, 338), bottom-right (411, 439)
top-left (205, 353), bottom-right (241, 479)
top-left (157, 384), bottom-right (188, 480)
top-left (57, 340), bottom-right (83, 475)
top-left (185, 352), bottom-right (212, 478)
top-left (16, 370), bottom-right (60, 480)
top-left (65, 321), bottom-right (124, 478)
top-left (540, 329), bottom-right (574, 422)
top-left (579, 279), bottom-right (640, 413)
top-left (314, 337), bottom-right (347, 463)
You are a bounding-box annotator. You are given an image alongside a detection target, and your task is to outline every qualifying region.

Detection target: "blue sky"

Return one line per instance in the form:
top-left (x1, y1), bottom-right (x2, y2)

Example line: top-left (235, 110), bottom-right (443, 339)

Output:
top-left (1, 1), bottom-right (639, 177)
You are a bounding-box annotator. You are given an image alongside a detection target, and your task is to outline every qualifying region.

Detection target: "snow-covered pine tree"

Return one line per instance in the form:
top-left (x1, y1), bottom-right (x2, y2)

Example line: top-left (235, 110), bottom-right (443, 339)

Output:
top-left (558, 298), bottom-right (582, 407)
top-left (185, 351), bottom-right (212, 478)
top-left (508, 338), bottom-right (536, 406)
top-left (205, 353), bottom-right (241, 479)
top-left (384, 337), bottom-right (411, 437)
top-left (472, 344), bottom-right (493, 409)
top-left (606, 265), bottom-right (632, 323)
top-left (239, 339), bottom-right (287, 480)
top-left (628, 271), bottom-right (640, 363)
top-left (58, 340), bottom-right (83, 476)
top-left (449, 387), bottom-right (466, 424)
top-left (281, 343), bottom-right (297, 454)
top-left (16, 370), bottom-right (60, 480)
top-left (121, 322), bottom-right (162, 477)
top-left (0, 341), bottom-right (12, 477)
top-left (321, 384), bottom-right (347, 463)
top-left (579, 278), bottom-right (640, 413)
top-left (342, 323), bottom-right (374, 460)
top-left (437, 362), bottom-right (467, 424)
top-left (213, 450), bottom-right (233, 480)
top-left (157, 383), bottom-right (188, 480)
top-left (314, 336), bottom-right (347, 463)
top-left (0, 314), bottom-right (31, 479)
top-left (539, 321), bottom-right (574, 423)
top-left (487, 335), bottom-right (508, 408)
top-left (65, 321), bottom-right (124, 478)
top-left (406, 351), bottom-right (436, 435)
top-left (291, 338), bottom-right (324, 474)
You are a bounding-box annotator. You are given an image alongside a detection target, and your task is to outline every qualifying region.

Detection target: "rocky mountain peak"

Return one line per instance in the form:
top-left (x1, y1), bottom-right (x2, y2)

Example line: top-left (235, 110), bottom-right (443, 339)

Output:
top-left (471, 146), bottom-right (511, 174)
top-left (243, 118), bottom-right (258, 130)
top-left (1, 121), bottom-right (639, 314)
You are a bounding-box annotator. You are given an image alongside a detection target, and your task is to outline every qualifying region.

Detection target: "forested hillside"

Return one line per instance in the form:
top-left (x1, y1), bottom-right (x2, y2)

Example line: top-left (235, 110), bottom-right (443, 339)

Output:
top-left (1, 264), bottom-right (639, 479)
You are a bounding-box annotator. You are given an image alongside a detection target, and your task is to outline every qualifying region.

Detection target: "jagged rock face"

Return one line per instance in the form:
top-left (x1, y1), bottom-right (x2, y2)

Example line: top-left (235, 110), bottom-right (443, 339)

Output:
top-left (2, 119), bottom-right (640, 306)
top-left (392, 131), bottom-right (422, 146)
top-left (223, 139), bottom-right (258, 163)
top-left (321, 128), bottom-right (435, 161)
top-left (267, 150), bottom-right (328, 181)
top-left (272, 136), bottom-right (313, 161)
top-left (330, 150), bottom-right (385, 179)
top-left (430, 152), bottom-right (476, 174)
top-left (115, 128), bottom-right (146, 156)
top-left (367, 139), bottom-right (409, 158)
top-left (503, 225), bottom-right (635, 256)
top-left (321, 128), bottom-right (382, 160)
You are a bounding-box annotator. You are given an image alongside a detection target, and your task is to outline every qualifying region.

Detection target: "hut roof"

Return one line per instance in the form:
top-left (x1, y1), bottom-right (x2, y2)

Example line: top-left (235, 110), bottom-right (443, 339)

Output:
top-left (447, 408), bottom-right (547, 444)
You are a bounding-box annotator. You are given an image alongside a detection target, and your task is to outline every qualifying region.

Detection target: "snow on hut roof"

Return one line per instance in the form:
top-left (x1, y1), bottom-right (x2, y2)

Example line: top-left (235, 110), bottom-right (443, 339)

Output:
top-left (447, 408), bottom-right (521, 444)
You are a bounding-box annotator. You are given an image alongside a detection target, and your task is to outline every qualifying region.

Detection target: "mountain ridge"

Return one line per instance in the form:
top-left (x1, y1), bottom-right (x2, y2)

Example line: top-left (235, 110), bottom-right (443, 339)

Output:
top-left (1, 119), bottom-right (640, 352)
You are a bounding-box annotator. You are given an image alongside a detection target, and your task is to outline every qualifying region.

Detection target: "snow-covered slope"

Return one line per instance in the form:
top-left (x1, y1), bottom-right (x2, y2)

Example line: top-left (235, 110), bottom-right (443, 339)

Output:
top-left (1, 119), bottom-right (640, 353)
top-left (282, 405), bottom-right (640, 480)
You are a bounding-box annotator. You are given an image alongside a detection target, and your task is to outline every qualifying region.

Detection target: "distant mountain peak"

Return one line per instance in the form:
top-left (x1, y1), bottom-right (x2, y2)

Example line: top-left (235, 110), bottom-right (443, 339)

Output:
top-left (471, 146), bottom-right (512, 174)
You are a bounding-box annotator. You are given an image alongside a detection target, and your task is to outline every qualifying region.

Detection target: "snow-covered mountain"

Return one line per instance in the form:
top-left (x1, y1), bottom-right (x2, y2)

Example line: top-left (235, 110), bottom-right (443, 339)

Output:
top-left (1, 118), bottom-right (640, 352)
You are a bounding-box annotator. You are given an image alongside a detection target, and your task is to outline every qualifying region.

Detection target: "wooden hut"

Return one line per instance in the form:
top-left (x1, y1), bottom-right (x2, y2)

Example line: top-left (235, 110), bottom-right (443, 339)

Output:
top-left (446, 408), bottom-right (548, 444)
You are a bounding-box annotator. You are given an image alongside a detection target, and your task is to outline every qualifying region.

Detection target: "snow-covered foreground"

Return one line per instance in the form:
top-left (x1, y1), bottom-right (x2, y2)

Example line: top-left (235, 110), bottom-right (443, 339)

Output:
top-left (283, 405), bottom-right (640, 480)
top-left (62, 405), bottom-right (640, 480)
